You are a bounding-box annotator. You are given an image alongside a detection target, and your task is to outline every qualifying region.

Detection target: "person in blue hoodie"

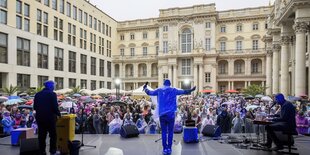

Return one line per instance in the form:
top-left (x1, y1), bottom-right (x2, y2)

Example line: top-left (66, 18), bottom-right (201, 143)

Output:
top-left (34, 80), bottom-right (61, 155)
top-left (263, 93), bottom-right (296, 151)
top-left (144, 79), bottom-right (195, 155)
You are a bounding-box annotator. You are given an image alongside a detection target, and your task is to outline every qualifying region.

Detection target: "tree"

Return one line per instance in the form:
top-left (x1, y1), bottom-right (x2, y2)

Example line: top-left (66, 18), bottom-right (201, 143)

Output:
top-left (66, 86), bottom-right (81, 95)
top-left (1, 85), bottom-right (20, 96)
top-left (27, 86), bottom-right (44, 95)
top-left (242, 84), bottom-right (266, 96)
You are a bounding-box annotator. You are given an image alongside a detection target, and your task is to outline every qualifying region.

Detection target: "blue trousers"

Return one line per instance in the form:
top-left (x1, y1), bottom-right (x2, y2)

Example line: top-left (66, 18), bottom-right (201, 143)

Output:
top-left (159, 112), bottom-right (175, 150)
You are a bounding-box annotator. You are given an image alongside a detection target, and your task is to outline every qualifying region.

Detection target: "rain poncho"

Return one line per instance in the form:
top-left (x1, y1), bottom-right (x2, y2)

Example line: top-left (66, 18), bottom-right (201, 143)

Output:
top-left (108, 114), bottom-right (122, 134)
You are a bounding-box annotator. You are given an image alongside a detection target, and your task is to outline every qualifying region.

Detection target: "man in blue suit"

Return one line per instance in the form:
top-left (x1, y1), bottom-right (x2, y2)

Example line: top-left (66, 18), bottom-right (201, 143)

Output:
top-left (263, 93), bottom-right (296, 151)
top-left (144, 79), bottom-right (195, 154)
top-left (34, 81), bottom-right (61, 155)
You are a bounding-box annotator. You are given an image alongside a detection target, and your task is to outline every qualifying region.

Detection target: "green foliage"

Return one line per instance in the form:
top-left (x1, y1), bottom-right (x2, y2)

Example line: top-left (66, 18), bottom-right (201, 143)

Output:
top-left (66, 86), bottom-right (81, 95)
top-left (1, 85), bottom-right (20, 96)
top-left (27, 86), bottom-right (44, 95)
top-left (242, 84), bottom-right (266, 96)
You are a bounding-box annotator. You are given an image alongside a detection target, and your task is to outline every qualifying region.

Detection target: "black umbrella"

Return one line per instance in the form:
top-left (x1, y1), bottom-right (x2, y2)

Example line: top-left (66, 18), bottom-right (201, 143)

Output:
top-left (245, 95), bottom-right (255, 100)
top-left (18, 105), bottom-right (33, 110)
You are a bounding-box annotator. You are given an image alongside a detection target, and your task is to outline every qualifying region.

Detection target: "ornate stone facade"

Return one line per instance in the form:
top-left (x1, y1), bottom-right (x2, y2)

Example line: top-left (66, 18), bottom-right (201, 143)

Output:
top-left (266, 0), bottom-right (310, 96)
top-left (114, 4), bottom-right (272, 92)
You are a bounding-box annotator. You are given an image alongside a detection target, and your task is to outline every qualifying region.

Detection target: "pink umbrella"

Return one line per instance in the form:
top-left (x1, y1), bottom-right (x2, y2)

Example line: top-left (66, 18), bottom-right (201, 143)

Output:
top-left (80, 96), bottom-right (90, 100)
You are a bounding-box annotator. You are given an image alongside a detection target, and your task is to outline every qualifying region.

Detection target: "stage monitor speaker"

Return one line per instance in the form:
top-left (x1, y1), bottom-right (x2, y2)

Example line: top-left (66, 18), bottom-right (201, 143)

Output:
top-left (202, 125), bottom-right (221, 137)
top-left (20, 138), bottom-right (40, 155)
top-left (120, 125), bottom-right (139, 138)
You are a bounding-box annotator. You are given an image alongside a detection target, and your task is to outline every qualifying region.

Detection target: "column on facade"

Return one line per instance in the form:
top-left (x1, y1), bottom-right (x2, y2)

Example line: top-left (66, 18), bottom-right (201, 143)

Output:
top-left (272, 44), bottom-right (280, 94)
top-left (294, 21), bottom-right (308, 96)
top-left (168, 65), bottom-right (172, 82)
top-left (119, 64), bottom-right (123, 78)
top-left (228, 60), bottom-right (234, 76)
top-left (158, 65), bottom-right (163, 86)
top-left (231, 81), bottom-right (234, 90)
top-left (134, 64), bottom-right (138, 78)
top-left (245, 81), bottom-right (248, 88)
top-left (280, 36), bottom-right (290, 96)
top-left (266, 50), bottom-right (273, 95)
top-left (248, 81), bottom-right (251, 86)
top-left (245, 59), bottom-right (251, 75)
top-left (194, 64), bottom-right (198, 90)
top-left (199, 64), bottom-right (204, 91)
top-left (308, 31), bottom-right (310, 97)
top-left (290, 36), bottom-right (296, 95)
top-left (173, 65), bottom-right (177, 87)
top-left (147, 63), bottom-right (152, 77)
top-left (228, 81), bottom-right (231, 90)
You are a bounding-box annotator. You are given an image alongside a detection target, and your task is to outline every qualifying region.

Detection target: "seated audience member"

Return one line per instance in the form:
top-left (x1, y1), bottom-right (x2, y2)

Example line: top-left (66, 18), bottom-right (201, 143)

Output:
top-left (1, 111), bottom-right (14, 135)
top-left (296, 111), bottom-right (309, 135)
top-left (136, 114), bottom-right (147, 134)
top-left (108, 113), bottom-right (122, 134)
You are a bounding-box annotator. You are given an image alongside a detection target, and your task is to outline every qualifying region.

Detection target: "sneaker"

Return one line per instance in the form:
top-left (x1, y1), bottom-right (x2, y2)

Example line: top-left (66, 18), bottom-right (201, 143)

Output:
top-left (162, 149), bottom-right (168, 155)
top-left (166, 148), bottom-right (172, 154)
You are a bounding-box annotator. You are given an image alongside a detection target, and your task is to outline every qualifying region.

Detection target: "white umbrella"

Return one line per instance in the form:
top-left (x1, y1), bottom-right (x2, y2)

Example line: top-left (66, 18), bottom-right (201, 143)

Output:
top-left (246, 105), bottom-right (259, 110)
top-left (0, 96), bottom-right (8, 102)
top-left (92, 88), bottom-right (111, 94)
top-left (55, 88), bottom-right (72, 94)
top-left (3, 99), bottom-right (24, 105)
top-left (222, 101), bottom-right (235, 105)
top-left (80, 89), bottom-right (94, 95)
top-left (60, 101), bottom-right (77, 108)
top-left (255, 94), bottom-right (264, 98)
top-left (261, 96), bottom-right (273, 102)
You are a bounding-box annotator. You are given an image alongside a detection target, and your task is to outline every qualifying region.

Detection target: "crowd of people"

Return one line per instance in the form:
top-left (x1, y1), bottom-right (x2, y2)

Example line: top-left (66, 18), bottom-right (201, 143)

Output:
top-left (1, 93), bottom-right (310, 136)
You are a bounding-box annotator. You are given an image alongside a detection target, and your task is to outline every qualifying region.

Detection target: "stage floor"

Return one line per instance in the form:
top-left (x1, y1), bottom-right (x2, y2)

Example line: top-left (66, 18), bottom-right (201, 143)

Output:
top-left (0, 134), bottom-right (309, 155)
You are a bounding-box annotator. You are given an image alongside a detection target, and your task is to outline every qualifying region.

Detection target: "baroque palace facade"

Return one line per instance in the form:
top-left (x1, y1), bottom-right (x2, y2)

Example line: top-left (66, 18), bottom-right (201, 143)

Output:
top-left (1, 0), bottom-right (310, 96)
top-left (115, 4), bottom-right (272, 93)
top-left (264, 0), bottom-right (310, 97)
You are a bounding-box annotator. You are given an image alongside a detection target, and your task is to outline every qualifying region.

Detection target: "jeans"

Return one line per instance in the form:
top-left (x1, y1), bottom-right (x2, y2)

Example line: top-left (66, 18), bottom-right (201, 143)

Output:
top-left (159, 112), bottom-right (175, 150)
top-left (37, 121), bottom-right (57, 154)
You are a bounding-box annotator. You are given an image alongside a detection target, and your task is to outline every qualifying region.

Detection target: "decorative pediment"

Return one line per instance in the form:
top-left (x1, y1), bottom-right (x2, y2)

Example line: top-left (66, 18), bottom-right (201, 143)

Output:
top-left (234, 36), bottom-right (244, 40)
top-left (118, 44), bottom-right (126, 48)
top-left (128, 43), bottom-right (136, 47)
top-left (251, 34), bottom-right (261, 39)
top-left (141, 42), bottom-right (149, 46)
top-left (218, 37), bottom-right (228, 41)
top-left (154, 41), bottom-right (159, 45)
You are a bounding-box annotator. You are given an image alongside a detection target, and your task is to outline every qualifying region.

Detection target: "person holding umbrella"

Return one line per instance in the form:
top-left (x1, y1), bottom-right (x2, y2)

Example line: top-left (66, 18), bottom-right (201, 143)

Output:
top-left (33, 80), bottom-right (61, 155)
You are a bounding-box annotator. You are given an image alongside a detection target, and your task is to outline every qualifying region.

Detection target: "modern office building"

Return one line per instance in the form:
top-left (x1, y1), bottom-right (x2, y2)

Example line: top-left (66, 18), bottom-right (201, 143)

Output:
top-left (264, 0), bottom-right (310, 97)
top-left (0, 0), bottom-right (116, 92)
top-left (1, 0), bottom-right (309, 96)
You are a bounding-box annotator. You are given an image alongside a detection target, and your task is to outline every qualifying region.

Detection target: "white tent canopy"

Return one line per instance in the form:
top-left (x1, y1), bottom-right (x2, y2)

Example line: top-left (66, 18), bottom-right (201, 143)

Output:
top-left (131, 85), bottom-right (154, 96)
top-left (55, 88), bottom-right (72, 94)
top-left (80, 89), bottom-right (94, 95)
top-left (92, 88), bottom-right (112, 94)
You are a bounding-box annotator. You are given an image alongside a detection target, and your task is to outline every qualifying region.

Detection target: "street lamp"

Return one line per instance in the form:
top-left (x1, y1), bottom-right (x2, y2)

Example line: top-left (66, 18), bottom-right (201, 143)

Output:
top-left (183, 79), bottom-right (191, 90)
top-left (115, 78), bottom-right (121, 100)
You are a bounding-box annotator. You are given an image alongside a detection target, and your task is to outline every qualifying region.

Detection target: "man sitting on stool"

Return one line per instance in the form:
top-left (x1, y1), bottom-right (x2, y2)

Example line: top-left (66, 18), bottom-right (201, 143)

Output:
top-left (263, 93), bottom-right (296, 151)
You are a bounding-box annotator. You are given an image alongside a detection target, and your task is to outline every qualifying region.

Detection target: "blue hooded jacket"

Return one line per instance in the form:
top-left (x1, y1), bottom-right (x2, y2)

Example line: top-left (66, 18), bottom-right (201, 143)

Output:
top-left (273, 93), bottom-right (296, 130)
top-left (144, 80), bottom-right (192, 116)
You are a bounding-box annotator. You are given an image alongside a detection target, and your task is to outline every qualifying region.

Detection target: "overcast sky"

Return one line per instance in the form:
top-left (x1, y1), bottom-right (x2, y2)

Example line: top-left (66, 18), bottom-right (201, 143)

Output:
top-left (89, 0), bottom-right (271, 21)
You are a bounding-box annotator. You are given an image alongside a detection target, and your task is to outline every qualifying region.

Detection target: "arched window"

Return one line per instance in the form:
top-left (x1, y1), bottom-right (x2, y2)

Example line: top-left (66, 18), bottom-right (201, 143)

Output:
top-left (181, 28), bottom-right (192, 53)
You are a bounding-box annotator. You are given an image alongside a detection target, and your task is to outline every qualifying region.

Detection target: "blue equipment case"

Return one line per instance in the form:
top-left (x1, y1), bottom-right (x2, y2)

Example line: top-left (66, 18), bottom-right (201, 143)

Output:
top-left (183, 126), bottom-right (199, 143)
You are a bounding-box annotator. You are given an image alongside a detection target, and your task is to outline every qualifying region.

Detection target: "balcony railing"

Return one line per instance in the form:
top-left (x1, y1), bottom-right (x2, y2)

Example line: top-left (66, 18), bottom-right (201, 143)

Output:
top-left (113, 54), bottom-right (158, 60)
top-left (217, 48), bottom-right (265, 55)
top-left (125, 74), bottom-right (133, 77)
top-left (234, 72), bottom-right (245, 75)
top-left (138, 74), bottom-right (147, 77)
top-left (151, 73), bottom-right (158, 77)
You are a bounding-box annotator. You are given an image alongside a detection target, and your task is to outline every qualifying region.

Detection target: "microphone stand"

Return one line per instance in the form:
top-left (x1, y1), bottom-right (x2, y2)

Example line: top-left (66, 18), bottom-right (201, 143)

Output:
top-left (79, 101), bottom-right (96, 149)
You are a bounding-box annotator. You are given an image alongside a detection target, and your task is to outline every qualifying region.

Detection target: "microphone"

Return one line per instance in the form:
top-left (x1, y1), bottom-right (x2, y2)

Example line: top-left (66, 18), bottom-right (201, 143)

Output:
top-left (143, 82), bottom-right (149, 91)
top-left (269, 101), bottom-right (277, 115)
